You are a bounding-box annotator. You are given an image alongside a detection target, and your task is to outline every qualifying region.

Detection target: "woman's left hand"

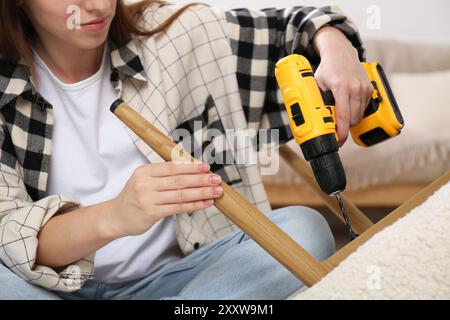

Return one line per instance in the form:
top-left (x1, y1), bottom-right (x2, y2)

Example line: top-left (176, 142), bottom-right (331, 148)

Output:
top-left (312, 26), bottom-right (374, 147)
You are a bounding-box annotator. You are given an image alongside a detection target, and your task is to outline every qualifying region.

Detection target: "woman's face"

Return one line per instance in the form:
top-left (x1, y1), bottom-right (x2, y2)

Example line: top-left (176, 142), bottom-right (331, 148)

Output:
top-left (23, 0), bottom-right (117, 50)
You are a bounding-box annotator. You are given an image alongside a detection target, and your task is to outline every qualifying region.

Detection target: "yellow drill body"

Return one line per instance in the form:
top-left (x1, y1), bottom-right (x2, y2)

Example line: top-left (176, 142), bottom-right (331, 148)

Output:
top-left (275, 54), bottom-right (404, 148)
top-left (274, 55), bottom-right (336, 146)
top-left (275, 54), bottom-right (404, 198)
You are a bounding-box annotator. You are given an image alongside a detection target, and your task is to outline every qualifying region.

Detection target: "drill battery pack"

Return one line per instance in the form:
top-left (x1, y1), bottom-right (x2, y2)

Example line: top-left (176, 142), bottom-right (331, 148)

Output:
top-left (352, 62), bottom-right (404, 146)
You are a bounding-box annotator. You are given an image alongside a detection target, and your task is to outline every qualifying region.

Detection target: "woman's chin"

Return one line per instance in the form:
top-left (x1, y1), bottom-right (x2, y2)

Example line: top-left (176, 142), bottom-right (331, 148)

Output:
top-left (72, 35), bottom-right (109, 51)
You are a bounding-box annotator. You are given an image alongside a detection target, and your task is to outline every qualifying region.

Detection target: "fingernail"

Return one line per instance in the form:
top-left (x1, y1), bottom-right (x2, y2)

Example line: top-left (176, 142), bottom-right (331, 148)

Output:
top-left (213, 187), bottom-right (223, 196)
top-left (203, 199), bottom-right (214, 207)
top-left (198, 163), bottom-right (210, 171)
top-left (209, 175), bottom-right (221, 184)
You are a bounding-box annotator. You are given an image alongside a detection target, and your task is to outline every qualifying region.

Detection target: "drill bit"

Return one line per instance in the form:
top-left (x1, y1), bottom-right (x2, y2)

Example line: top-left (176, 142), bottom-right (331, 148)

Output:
top-left (335, 192), bottom-right (359, 241)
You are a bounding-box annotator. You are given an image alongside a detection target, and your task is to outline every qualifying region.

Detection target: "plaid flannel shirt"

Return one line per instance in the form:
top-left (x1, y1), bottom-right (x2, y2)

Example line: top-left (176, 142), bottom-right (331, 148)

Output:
top-left (0, 3), bottom-right (364, 292)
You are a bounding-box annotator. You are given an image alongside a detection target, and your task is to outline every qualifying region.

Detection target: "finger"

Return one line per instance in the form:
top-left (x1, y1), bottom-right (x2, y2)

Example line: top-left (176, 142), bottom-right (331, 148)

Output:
top-left (315, 74), bottom-right (328, 94)
top-left (155, 173), bottom-right (222, 191)
top-left (332, 84), bottom-right (350, 147)
top-left (360, 82), bottom-right (373, 118)
top-left (359, 91), bottom-right (369, 120)
top-left (155, 186), bottom-right (223, 205)
top-left (349, 81), bottom-right (363, 127)
top-left (158, 199), bottom-right (215, 216)
top-left (136, 161), bottom-right (210, 178)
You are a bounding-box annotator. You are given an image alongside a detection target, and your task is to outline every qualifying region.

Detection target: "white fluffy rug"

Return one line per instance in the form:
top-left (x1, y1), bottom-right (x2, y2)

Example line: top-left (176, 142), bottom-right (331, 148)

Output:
top-left (291, 180), bottom-right (450, 300)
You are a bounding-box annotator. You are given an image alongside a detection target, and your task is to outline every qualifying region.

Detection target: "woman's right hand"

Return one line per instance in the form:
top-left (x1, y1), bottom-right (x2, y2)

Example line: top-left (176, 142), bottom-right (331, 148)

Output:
top-left (105, 161), bottom-right (223, 238)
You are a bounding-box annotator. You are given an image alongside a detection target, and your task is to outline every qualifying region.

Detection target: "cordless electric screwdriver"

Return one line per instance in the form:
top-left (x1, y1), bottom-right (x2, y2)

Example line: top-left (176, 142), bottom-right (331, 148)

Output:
top-left (274, 54), bottom-right (404, 239)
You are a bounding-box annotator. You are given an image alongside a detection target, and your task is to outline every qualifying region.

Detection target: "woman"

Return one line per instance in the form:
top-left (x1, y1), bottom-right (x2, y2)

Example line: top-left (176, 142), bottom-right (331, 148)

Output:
top-left (0, 0), bottom-right (372, 299)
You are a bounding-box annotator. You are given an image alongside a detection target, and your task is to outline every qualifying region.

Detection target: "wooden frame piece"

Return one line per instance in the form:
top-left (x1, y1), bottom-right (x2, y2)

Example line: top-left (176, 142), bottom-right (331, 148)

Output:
top-left (111, 101), bottom-right (450, 287)
top-left (264, 182), bottom-right (427, 208)
top-left (278, 145), bottom-right (373, 234)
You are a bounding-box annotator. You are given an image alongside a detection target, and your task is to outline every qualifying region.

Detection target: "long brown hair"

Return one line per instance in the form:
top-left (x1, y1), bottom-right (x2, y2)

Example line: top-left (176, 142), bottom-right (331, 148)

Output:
top-left (0, 0), bottom-right (202, 68)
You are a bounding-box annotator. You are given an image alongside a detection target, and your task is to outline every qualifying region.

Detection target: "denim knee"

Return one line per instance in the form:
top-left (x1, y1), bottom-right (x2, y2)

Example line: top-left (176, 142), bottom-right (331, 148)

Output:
top-left (269, 205), bottom-right (335, 261)
top-left (0, 263), bottom-right (61, 300)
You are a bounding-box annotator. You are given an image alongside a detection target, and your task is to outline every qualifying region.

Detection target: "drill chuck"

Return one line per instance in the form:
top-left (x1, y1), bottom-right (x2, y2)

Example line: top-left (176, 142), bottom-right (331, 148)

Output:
top-left (300, 134), bottom-right (347, 195)
top-left (310, 153), bottom-right (346, 195)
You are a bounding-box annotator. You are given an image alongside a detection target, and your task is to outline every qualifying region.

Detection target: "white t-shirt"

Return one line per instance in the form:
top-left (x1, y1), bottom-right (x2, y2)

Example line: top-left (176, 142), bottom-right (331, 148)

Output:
top-left (32, 48), bottom-right (183, 283)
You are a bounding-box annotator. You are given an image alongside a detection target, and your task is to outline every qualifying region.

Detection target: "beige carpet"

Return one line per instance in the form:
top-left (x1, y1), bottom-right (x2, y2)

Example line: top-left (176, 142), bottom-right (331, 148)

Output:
top-left (291, 181), bottom-right (450, 299)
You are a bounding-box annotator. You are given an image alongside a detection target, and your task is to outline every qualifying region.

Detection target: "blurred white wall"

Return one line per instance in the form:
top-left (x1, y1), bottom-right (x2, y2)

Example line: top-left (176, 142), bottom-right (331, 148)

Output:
top-left (172, 0), bottom-right (450, 44)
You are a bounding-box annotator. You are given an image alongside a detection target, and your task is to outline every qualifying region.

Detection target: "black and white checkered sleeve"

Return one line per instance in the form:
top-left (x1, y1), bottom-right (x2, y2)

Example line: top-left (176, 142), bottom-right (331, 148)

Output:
top-left (225, 6), bottom-right (365, 146)
top-left (0, 124), bottom-right (95, 292)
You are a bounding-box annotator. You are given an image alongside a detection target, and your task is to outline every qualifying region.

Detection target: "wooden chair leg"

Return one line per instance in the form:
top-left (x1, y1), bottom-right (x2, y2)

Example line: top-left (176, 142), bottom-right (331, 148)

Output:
top-left (112, 101), bottom-right (328, 286)
top-left (279, 144), bottom-right (373, 234)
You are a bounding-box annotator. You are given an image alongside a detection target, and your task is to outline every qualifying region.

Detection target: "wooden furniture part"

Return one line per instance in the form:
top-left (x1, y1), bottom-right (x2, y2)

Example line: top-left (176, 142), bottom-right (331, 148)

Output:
top-left (264, 181), bottom-right (426, 208)
top-left (111, 101), bottom-right (328, 286)
top-left (111, 100), bottom-right (450, 287)
top-left (278, 145), bottom-right (373, 235)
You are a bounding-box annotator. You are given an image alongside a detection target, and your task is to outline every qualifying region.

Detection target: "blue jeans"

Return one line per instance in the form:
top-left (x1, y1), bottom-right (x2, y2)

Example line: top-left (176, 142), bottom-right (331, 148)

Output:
top-left (0, 206), bottom-right (335, 300)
